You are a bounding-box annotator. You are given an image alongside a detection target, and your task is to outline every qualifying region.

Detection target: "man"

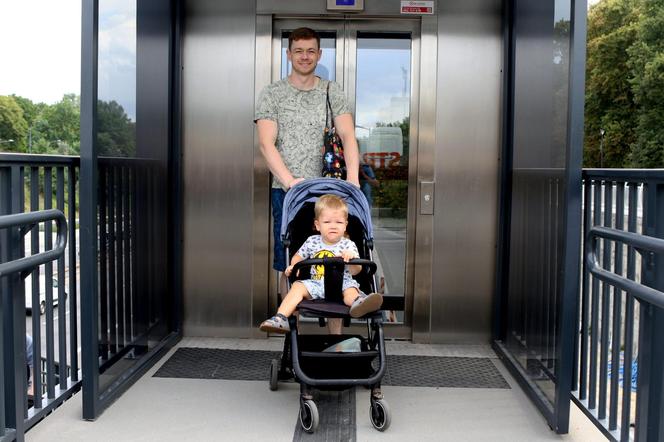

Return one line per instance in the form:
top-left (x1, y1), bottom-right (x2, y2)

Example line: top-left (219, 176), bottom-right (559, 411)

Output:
top-left (255, 27), bottom-right (360, 333)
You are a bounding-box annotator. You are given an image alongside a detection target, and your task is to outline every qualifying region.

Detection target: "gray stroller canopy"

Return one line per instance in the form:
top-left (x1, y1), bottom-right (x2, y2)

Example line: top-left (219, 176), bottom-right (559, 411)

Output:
top-left (280, 178), bottom-right (374, 241)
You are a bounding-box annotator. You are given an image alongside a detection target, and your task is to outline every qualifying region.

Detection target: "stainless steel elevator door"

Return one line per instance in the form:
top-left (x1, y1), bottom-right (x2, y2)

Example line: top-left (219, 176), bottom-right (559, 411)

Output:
top-left (272, 19), bottom-right (420, 332)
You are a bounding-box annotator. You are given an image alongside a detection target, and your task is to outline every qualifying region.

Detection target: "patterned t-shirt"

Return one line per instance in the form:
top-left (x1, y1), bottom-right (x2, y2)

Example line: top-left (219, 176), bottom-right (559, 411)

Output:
top-left (255, 78), bottom-right (351, 189)
top-left (296, 235), bottom-right (359, 282)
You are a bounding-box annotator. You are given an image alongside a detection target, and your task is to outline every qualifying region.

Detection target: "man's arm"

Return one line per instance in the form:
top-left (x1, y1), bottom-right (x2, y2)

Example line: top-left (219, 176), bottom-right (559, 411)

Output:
top-left (334, 113), bottom-right (360, 187)
top-left (257, 119), bottom-right (301, 189)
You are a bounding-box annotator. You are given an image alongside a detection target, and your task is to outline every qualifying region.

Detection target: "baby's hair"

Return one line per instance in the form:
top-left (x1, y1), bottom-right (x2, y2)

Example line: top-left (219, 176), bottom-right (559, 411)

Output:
top-left (315, 194), bottom-right (348, 220)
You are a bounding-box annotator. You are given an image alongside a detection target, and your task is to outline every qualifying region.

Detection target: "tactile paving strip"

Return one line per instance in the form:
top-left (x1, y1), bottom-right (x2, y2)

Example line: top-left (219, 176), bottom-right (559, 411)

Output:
top-left (154, 348), bottom-right (509, 389)
top-left (292, 389), bottom-right (356, 442)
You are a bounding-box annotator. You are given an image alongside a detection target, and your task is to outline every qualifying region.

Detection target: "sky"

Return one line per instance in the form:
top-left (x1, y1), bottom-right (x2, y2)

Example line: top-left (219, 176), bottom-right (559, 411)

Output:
top-left (0, 1), bottom-right (81, 104)
top-left (1, 0), bottom-right (602, 108)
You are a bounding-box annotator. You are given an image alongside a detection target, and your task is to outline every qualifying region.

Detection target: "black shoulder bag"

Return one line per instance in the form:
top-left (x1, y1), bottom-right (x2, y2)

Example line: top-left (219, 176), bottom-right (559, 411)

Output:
top-left (322, 82), bottom-right (347, 179)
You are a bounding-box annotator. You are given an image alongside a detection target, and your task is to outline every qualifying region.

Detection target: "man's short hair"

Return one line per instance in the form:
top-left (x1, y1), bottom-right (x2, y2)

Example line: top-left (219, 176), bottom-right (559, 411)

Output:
top-left (288, 27), bottom-right (320, 50)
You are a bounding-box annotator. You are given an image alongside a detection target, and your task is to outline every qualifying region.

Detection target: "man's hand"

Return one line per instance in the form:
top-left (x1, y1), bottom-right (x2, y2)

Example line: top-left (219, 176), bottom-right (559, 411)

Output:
top-left (289, 177), bottom-right (305, 189)
top-left (346, 177), bottom-right (360, 188)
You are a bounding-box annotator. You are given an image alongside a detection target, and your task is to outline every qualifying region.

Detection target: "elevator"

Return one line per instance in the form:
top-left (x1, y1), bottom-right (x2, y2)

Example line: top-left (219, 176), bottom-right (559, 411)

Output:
top-left (181, 0), bottom-right (503, 343)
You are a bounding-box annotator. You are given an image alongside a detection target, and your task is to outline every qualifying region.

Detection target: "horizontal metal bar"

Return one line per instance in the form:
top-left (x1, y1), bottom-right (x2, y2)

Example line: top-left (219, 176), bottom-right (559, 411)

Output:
top-left (590, 226), bottom-right (664, 255)
top-left (571, 393), bottom-right (620, 442)
top-left (587, 226), bottom-right (664, 309)
top-left (0, 210), bottom-right (67, 277)
top-left (0, 153), bottom-right (80, 166)
top-left (583, 169), bottom-right (664, 181)
top-left (24, 379), bottom-right (81, 431)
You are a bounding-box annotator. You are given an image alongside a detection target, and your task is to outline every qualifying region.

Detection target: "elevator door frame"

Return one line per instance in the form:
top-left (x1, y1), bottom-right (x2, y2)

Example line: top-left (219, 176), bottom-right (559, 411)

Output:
top-left (254, 15), bottom-right (436, 340)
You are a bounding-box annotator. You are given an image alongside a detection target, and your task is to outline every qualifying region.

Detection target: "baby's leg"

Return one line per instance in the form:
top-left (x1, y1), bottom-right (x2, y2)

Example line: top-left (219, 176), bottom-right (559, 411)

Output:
top-left (342, 287), bottom-right (361, 306)
top-left (277, 281), bottom-right (312, 317)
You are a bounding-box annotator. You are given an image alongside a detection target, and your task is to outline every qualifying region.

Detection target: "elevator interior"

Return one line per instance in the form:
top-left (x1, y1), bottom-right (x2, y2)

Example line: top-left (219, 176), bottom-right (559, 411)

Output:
top-left (181, 0), bottom-right (503, 343)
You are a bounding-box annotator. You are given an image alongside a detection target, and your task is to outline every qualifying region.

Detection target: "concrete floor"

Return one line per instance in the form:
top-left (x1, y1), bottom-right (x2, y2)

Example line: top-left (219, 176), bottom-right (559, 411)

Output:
top-left (26, 338), bottom-right (605, 441)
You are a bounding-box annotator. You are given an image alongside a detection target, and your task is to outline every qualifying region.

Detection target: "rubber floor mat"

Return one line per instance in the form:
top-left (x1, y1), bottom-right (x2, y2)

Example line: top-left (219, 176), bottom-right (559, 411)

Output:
top-left (154, 348), bottom-right (509, 389)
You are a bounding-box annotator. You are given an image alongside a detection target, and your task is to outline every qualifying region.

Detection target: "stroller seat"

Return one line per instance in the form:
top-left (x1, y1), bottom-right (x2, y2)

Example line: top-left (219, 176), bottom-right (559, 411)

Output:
top-left (298, 298), bottom-right (383, 318)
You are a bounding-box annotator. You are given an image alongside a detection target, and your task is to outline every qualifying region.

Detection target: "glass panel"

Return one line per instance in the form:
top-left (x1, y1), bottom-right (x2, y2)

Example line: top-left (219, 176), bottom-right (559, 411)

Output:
top-left (355, 34), bottom-right (411, 322)
top-left (505, 0), bottom-right (571, 408)
top-left (98, 0), bottom-right (136, 157)
top-left (281, 32), bottom-right (336, 81)
top-left (97, 0), bottom-right (140, 392)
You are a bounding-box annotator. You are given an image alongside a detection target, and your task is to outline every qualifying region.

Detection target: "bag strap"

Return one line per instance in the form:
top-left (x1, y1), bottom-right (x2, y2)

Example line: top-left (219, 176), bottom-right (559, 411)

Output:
top-left (326, 81), bottom-right (335, 130)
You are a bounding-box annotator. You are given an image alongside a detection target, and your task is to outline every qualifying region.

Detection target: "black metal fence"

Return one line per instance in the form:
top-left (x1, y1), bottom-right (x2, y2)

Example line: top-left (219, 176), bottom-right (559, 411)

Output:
top-left (0, 208), bottom-right (73, 441)
top-left (574, 169), bottom-right (664, 441)
top-left (0, 155), bottom-right (81, 441)
top-left (97, 157), bottom-right (156, 376)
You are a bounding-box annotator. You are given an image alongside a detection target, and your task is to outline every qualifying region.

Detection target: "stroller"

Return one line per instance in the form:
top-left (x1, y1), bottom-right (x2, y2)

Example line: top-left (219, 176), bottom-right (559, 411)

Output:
top-left (268, 178), bottom-right (390, 433)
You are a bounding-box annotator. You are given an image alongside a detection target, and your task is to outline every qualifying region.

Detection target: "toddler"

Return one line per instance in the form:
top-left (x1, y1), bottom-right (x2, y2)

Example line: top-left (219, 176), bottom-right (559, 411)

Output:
top-left (260, 194), bottom-right (383, 333)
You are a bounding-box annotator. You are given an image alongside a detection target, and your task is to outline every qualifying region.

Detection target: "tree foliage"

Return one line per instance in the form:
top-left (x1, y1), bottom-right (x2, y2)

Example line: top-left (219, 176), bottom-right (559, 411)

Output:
top-left (627, 0), bottom-right (664, 167)
top-left (97, 100), bottom-right (135, 157)
top-left (0, 94), bottom-right (136, 157)
top-left (0, 95), bottom-right (28, 151)
top-left (585, 0), bottom-right (664, 168)
top-left (0, 94), bottom-right (81, 155)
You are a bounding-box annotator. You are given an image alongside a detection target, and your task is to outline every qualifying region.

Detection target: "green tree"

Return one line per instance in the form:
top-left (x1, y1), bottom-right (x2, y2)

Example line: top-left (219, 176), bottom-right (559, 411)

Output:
top-left (11, 95), bottom-right (49, 153)
top-left (627, 0), bottom-right (664, 167)
top-left (0, 95), bottom-right (28, 151)
top-left (97, 100), bottom-right (135, 157)
top-left (40, 94), bottom-right (80, 154)
top-left (584, 0), bottom-right (640, 168)
top-left (11, 95), bottom-right (47, 129)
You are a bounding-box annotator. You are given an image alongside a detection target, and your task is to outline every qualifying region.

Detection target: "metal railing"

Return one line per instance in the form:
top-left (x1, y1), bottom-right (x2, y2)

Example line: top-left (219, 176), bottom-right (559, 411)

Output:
top-left (0, 209), bottom-right (75, 442)
top-left (574, 170), bottom-right (664, 441)
top-left (1, 153), bottom-right (174, 428)
top-left (0, 155), bottom-right (81, 442)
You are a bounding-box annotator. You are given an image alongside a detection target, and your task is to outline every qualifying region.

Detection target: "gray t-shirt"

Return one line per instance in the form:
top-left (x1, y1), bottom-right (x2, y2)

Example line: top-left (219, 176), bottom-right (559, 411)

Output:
top-left (255, 78), bottom-right (351, 189)
top-left (296, 235), bottom-right (359, 282)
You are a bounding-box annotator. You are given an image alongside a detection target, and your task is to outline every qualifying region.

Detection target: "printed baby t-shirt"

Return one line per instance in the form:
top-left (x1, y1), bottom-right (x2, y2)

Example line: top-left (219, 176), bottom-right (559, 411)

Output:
top-left (296, 235), bottom-right (359, 281)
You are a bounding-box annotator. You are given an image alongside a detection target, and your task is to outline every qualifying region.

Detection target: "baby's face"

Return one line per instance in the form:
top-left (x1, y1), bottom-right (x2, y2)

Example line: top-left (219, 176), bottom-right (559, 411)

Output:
top-left (314, 208), bottom-right (348, 244)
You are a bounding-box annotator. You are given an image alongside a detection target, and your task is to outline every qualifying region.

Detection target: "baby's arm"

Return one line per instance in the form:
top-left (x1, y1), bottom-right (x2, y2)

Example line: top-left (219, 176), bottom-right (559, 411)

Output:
top-left (285, 253), bottom-right (304, 277)
top-left (340, 249), bottom-right (361, 275)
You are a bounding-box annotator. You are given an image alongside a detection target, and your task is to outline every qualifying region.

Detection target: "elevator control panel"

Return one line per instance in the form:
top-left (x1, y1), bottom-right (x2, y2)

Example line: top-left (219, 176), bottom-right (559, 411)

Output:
top-left (327, 0), bottom-right (364, 12)
top-left (420, 181), bottom-right (434, 215)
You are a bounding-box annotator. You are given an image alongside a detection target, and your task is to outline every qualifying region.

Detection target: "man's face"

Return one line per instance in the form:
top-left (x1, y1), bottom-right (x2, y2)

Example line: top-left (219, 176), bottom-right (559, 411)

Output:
top-left (287, 38), bottom-right (321, 76)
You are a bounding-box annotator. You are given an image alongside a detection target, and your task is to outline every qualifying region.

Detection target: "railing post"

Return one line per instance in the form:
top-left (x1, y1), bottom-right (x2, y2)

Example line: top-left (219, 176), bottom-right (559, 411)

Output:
top-left (0, 166), bottom-right (27, 441)
top-left (635, 182), bottom-right (664, 442)
top-left (0, 168), bottom-right (6, 439)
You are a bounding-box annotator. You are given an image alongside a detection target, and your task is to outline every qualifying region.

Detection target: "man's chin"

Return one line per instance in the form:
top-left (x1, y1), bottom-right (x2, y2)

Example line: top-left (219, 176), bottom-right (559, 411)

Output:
top-left (293, 66), bottom-right (316, 76)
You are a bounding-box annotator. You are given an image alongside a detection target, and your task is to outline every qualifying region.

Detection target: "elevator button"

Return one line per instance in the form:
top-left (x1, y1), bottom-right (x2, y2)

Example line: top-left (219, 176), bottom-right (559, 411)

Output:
top-left (420, 181), bottom-right (434, 215)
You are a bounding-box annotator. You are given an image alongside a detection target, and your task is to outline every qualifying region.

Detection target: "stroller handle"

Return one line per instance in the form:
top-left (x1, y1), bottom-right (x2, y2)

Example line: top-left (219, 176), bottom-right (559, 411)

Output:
top-left (292, 257), bottom-right (377, 276)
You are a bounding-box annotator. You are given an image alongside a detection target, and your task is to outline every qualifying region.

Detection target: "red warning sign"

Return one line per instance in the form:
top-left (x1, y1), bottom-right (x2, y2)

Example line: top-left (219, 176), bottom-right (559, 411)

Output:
top-left (400, 1), bottom-right (434, 15)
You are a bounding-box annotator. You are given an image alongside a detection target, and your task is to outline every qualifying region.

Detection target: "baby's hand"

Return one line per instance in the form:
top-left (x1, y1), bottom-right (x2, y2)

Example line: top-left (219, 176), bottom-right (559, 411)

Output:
top-left (340, 250), bottom-right (358, 263)
top-left (285, 264), bottom-right (295, 276)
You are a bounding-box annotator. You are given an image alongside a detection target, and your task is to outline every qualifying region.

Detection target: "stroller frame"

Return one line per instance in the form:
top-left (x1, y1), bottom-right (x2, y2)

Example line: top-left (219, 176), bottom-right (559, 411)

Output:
top-left (270, 257), bottom-right (390, 433)
top-left (268, 199), bottom-right (391, 432)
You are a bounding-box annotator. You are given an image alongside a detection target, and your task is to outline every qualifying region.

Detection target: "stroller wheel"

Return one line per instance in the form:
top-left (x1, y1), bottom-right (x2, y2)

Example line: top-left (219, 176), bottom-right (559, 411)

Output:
top-left (269, 359), bottom-right (279, 391)
top-left (299, 399), bottom-right (319, 433)
top-left (369, 398), bottom-right (391, 431)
